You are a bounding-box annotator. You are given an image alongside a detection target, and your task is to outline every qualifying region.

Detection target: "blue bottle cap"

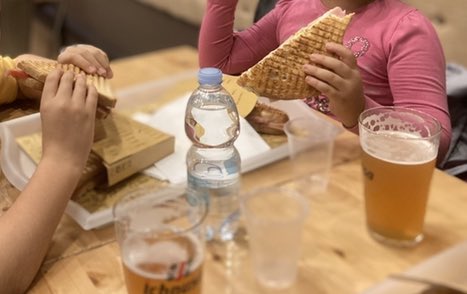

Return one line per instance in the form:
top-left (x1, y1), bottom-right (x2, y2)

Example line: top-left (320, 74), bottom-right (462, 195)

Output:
top-left (198, 67), bottom-right (223, 85)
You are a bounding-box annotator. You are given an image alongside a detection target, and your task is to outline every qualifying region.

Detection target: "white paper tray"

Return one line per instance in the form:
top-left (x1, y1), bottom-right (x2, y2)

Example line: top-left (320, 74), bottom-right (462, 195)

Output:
top-left (241, 98), bottom-right (335, 172)
top-left (117, 70), bottom-right (343, 176)
top-left (0, 72), bottom-right (342, 230)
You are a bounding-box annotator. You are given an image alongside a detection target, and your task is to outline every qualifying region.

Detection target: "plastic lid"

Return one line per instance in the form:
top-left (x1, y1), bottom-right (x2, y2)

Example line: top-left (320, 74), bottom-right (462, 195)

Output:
top-left (198, 67), bottom-right (223, 85)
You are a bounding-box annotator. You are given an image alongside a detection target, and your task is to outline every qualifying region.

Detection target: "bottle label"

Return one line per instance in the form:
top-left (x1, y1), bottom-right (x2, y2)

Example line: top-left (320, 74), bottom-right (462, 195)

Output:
top-left (224, 159), bottom-right (239, 175)
top-left (186, 168), bottom-right (240, 207)
top-left (186, 173), bottom-right (211, 206)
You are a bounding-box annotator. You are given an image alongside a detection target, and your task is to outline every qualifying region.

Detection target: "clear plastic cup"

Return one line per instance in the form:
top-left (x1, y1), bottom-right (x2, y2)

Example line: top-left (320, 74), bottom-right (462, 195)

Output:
top-left (284, 116), bottom-right (341, 195)
top-left (241, 186), bottom-right (309, 289)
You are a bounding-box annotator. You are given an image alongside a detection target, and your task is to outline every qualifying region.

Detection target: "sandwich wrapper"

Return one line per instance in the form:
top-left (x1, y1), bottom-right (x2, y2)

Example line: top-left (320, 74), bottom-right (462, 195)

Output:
top-left (15, 112), bottom-right (175, 187)
top-left (133, 92), bottom-right (271, 184)
top-left (90, 113), bottom-right (174, 186)
top-left (361, 240), bottom-right (467, 293)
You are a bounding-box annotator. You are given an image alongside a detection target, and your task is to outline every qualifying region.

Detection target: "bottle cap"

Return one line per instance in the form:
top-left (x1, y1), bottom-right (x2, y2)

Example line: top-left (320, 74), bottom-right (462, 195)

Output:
top-left (198, 67), bottom-right (223, 85)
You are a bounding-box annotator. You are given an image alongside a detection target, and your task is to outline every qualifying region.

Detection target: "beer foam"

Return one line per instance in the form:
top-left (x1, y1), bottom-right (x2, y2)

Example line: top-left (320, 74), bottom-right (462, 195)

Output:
top-left (361, 131), bottom-right (437, 164)
top-left (122, 232), bottom-right (204, 280)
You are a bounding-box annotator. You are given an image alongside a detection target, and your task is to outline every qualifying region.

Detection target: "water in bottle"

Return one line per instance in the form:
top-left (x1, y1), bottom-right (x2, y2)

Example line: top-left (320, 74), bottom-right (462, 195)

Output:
top-left (185, 67), bottom-right (241, 241)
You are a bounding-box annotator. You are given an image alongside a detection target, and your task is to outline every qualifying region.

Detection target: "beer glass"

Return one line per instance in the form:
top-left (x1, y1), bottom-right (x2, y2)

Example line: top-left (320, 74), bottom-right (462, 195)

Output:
top-left (113, 186), bottom-right (207, 294)
top-left (359, 107), bottom-right (441, 247)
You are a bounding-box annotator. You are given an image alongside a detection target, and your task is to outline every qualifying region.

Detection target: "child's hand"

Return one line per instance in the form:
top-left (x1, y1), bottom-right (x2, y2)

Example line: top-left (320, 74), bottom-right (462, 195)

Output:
top-left (303, 42), bottom-right (365, 128)
top-left (40, 69), bottom-right (98, 171)
top-left (58, 44), bottom-right (113, 79)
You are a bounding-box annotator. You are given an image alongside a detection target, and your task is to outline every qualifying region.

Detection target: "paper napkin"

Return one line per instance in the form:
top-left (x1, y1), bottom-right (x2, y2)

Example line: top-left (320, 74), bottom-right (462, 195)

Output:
top-left (133, 93), bottom-right (271, 184)
top-left (362, 240), bottom-right (467, 294)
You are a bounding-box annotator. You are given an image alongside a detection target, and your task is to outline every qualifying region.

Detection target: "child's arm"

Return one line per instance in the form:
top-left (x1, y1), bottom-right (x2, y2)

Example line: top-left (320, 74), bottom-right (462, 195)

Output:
top-left (199, 0), bottom-right (281, 74)
top-left (0, 70), bottom-right (97, 293)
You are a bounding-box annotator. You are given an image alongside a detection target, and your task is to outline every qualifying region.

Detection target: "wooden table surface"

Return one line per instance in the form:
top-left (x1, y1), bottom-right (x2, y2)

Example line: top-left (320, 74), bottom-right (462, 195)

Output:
top-left (1, 46), bottom-right (466, 294)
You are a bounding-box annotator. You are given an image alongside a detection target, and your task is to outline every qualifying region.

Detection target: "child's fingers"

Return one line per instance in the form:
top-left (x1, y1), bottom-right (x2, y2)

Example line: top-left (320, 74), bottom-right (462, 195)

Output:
top-left (72, 45), bottom-right (110, 77)
top-left (62, 53), bottom-right (98, 75)
top-left (305, 73), bottom-right (337, 97)
top-left (325, 42), bottom-right (357, 67)
top-left (58, 45), bottom-right (113, 78)
top-left (306, 44), bottom-right (356, 79)
top-left (42, 69), bottom-right (63, 101)
top-left (85, 84), bottom-right (98, 115)
top-left (71, 74), bottom-right (87, 104)
top-left (308, 52), bottom-right (342, 74)
top-left (56, 71), bottom-right (74, 99)
top-left (84, 47), bottom-right (111, 77)
top-left (303, 62), bottom-right (344, 90)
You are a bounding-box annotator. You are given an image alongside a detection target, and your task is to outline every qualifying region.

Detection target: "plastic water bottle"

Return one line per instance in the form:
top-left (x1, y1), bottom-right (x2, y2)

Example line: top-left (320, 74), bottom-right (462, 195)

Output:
top-left (185, 67), bottom-right (241, 242)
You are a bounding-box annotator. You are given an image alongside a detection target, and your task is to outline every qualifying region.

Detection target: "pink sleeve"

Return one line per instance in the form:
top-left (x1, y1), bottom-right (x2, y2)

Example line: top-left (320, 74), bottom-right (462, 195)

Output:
top-left (373, 11), bottom-right (450, 162)
top-left (198, 0), bottom-right (288, 75)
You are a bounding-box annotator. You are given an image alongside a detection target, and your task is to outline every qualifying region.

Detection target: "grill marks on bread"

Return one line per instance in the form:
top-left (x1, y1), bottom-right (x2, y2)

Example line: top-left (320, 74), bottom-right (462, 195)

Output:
top-left (237, 7), bottom-right (354, 100)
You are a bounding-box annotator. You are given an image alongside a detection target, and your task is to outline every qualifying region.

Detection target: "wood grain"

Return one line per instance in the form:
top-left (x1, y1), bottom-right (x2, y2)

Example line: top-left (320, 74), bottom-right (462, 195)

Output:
top-left (1, 46), bottom-right (466, 294)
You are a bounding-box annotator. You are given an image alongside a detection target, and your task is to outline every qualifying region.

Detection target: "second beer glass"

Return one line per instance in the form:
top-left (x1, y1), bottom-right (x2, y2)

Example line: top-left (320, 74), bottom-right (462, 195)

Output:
top-left (113, 187), bottom-right (207, 294)
top-left (359, 107), bottom-right (441, 247)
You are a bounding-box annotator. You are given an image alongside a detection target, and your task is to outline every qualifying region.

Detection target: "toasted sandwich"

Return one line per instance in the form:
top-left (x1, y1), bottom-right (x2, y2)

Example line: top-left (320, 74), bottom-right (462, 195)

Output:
top-left (237, 7), bottom-right (354, 100)
top-left (14, 59), bottom-right (117, 118)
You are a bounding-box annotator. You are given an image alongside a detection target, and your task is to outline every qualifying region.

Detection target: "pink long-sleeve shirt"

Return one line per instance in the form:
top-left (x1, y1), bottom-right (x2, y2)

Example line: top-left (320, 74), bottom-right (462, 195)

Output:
top-left (199, 0), bottom-right (452, 162)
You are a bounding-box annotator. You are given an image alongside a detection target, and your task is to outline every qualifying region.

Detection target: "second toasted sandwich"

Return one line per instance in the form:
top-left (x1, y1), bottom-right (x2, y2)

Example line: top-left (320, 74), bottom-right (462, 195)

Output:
top-left (15, 59), bottom-right (117, 118)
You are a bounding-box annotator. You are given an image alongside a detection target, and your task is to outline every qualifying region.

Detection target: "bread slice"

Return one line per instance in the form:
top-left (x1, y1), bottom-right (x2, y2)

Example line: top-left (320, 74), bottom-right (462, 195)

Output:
top-left (237, 7), bottom-right (354, 100)
top-left (16, 59), bottom-right (117, 110)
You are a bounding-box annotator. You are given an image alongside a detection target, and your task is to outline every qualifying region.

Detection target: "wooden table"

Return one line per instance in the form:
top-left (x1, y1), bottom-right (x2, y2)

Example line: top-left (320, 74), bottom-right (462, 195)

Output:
top-left (1, 46), bottom-right (466, 293)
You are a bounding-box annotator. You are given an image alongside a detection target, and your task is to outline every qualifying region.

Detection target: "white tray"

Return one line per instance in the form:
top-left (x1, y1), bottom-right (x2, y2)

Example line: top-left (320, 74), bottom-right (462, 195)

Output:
top-left (0, 72), bottom-right (342, 230)
top-left (117, 71), bottom-right (343, 176)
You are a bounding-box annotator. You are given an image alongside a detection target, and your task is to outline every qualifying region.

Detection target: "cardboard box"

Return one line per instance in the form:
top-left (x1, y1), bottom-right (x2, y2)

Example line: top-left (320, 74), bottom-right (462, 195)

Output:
top-left (16, 112), bottom-right (175, 188)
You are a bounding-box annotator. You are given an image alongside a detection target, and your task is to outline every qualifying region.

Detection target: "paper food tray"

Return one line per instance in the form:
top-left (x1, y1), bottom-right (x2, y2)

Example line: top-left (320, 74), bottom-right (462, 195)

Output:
top-left (117, 72), bottom-right (344, 176)
top-left (241, 98), bottom-right (337, 172)
top-left (0, 71), bottom-right (342, 230)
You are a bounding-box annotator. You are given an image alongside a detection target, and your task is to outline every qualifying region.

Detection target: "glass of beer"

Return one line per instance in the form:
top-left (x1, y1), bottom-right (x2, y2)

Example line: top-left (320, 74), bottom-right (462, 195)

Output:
top-left (359, 106), bottom-right (441, 247)
top-left (113, 186), bottom-right (207, 294)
